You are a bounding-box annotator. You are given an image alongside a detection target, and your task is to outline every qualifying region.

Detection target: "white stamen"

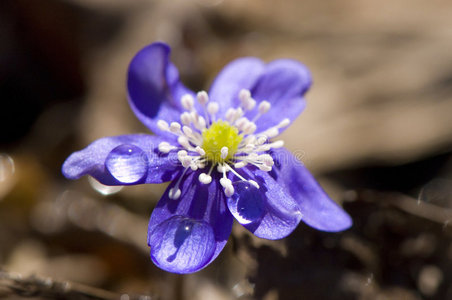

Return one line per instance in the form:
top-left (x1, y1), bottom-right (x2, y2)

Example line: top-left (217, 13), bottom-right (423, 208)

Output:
top-left (181, 156), bottom-right (192, 168)
top-left (168, 187), bottom-right (181, 200)
top-left (168, 166), bottom-right (191, 199)
top-left (243, 122), bottom-right (257, 135)
top-left (262, 155), bottom-right (274, 166)
top-left (258, 164), bottom-right (272, 171)
top-left (220, 177), bottom-right (232, 187)
top-left (181, 94), bottom-right (195, 111)
top-left (278, 118), bottom-right (290, 128)
top-left (257, 136), bottom-right (267, 145)
top-left (225, 108), bottom-right (235, 122)
top-left (220, 177), bottom-right (234, 197)
top-left (195, 146), bottom-right (206, 156)
top-left (197, 91), bottom-right (209, 105)
top-left (258, 101), bottom-right (271, 114)
top-left (263, 127), bottom-right (279, 138)
top-left (234, 107), bottom-right (244, 121)
top-left (158, 142), bottom-right (175, 153)
top-left (207, 102), bottom-right (219, 116)
top-left (246, 98), bottom-right (256, 111)
top-left (177, 136), bottom-right (191, 149)
top-left (169, 122), bottom-right (181, 133)
top-left (217, 164), bottom-right (226, 173)
top-left (243, 144), bottom-right (255, 153)
top-left (182, 126), bottom-right (193, 136)
top-left (177, 150), bottom-right (187, 158)
top-left (180, 112), bottom-right (192, 125)
top-left (239, 89), bottom-right (251, 103)
top-left (220, 147), bottom-right (229, 159)
top-left (235, 117), bottom-right (247, 130)
top-left (199, 173), bottom-right (212, 184)
top-left (157, 120), bottom-right (169, 131)
top-left (194, 116), bottom-right (206, 130)
top-left (269, 140), bottom-right (284, 148)
top-left (234, 161), bottom-right (247, 168)
top-left (158, 89), bottom-right (289, 199)
top-left (224, 184), bottom-right (234, 197)
top-left (248, 180), bottom-right (259, 189)
top-left (239, 89), bottom-right (256, 111)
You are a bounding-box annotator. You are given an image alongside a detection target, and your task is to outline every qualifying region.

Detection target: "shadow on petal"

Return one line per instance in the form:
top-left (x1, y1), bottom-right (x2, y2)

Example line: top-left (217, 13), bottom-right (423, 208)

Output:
top-left (149, 215), bottom-right (216, 274)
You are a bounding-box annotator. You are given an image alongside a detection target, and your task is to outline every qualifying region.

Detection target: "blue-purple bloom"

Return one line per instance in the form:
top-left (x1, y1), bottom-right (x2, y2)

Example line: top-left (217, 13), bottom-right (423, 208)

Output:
top-left (62, 42), bottom-right (352, 274)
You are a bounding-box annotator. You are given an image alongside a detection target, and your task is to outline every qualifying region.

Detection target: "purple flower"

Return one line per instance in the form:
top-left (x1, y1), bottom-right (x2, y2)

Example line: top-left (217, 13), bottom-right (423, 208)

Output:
top-left (62, 42), bottom-right (352, 274)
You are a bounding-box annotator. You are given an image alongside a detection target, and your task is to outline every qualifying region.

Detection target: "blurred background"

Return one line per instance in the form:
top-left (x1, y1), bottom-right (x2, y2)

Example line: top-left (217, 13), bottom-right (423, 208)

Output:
top-left (1, 0), bottom-right (452, 299)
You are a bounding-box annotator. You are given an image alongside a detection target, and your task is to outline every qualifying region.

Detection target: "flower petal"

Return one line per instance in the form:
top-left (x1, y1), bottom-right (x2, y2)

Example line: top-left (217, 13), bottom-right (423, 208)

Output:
top-left (148, 170), bottom-right (233, 273)
top-left (208, 57), bottom-right (265, 117)
top-left (271, 148), bottom-right (352, 232)
top-left (249, 59), bottom-right (311, 133)
top-left (231, 168), bottom-right (303, 240)
top-left (62, 134), bottom-right (180, 185)
top-left (148, 215), bottom-right (216, 274)
top-left (127, 42), bottom-right (194, 137)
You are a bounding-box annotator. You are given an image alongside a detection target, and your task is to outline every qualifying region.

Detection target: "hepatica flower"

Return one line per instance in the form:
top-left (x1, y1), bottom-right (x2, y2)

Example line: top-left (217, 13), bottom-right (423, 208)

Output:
top-left (62, 42), bottom-right (352, 274)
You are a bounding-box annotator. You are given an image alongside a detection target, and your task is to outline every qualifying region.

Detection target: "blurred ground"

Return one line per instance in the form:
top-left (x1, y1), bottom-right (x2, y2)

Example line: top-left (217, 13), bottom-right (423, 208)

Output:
top-left (1, 0), bottom-right (452, 299)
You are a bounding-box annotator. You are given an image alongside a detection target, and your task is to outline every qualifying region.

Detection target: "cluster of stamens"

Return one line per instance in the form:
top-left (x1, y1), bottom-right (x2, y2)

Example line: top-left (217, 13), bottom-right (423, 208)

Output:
top-left (157, 89), bottom-right (288, 199)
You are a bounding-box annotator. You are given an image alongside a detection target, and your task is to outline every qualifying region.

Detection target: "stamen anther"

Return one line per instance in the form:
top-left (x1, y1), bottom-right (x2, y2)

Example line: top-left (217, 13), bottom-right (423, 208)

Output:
top-left (248, 180), bottom-right (259, 189)
top-left (238, 89), bottom-right (256, 111)
top-left (181, 94), bottom-right (195, 111)
top-left (278, 118), bottom-right (290, 128)
top-left (169, 187), bottom-right (181, 200)
top-left (182, 126), bottom-right (193, 136)
top-left (220, 147), bottom-right (229, 160)
top-left (199, 173), bottom-right (212, 184)
top-left (195, 146), bottom-right (206, 156)
top-left (157, 120), bottom-right (169, 131)
top-left (220, 177), bottom-right (234, 197)
top-left (177, 150), bottom-right (187, 158)
top-left (207, 102), bottom-right (219, 116)
top-left (169, 122), bottom-right (181, 133)
top-left (239, 89), bottom-right (251, 102)
top-left (234, 161), bottom-right (247, 168)
top-left (258, 101), bottom-right (271, 114)
top-left (196, 91), bottom-right (209, 105)
top-left (177, 136), bottom-right (191, 149)
top-left (180, 112), bottom-right (192, 125)
top-left (158, 142), bottom-right (175, 153)
top-left (270, 140), bottom-right (284, 148)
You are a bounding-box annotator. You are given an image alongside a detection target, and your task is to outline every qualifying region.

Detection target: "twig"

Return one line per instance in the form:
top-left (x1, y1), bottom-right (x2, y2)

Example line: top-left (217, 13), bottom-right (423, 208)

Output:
top-left (357, 190), bottom-right (452, 226)
top-left (0, 269), bottom-right (153, 300)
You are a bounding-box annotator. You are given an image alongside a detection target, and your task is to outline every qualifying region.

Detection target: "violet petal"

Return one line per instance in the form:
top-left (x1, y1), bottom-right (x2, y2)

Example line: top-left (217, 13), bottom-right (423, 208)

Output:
top-left (208, 57), bottom-right (265, 117)
top-left (230, 167), bottom-right (303, 240)
top-left (271, 148), bottom-right (352, 232)
top-left (62, 134), bottom-right (180, 185)
top-left (249, 59), bottom-right (311, 134)
top-left (127, 42), bottom-right (194, 137)
top-left (148, 170), bottom-right (233, 273)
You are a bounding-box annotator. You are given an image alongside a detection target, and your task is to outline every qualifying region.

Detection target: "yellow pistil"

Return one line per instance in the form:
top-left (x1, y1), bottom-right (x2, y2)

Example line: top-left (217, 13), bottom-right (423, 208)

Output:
top-left (202, 120), bottom-right (242, 163)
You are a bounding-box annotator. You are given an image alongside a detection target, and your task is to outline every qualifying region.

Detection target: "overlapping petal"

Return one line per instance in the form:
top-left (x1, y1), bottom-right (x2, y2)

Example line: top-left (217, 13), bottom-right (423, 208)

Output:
top-left (62, 134), bottom-right (180, 185)
top-left (127, 42), bottom-right (195, 137)
top-left (249, 59), bottom-right (311, 133)
top-left (270, 148), bottom-right (352, 232)
top-left (208, 57), bottom-right (265, 116)
top-left (230, 168), bottom-right (303, 240)
top-left (148, 171), bottom-right (233, 273)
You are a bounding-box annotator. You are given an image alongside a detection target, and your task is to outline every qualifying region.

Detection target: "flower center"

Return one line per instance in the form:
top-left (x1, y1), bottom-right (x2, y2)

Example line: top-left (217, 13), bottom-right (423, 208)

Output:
top-left (157, 89), bottom-right (290, 199)
top-left (201, 120), bottom-right (242, 163)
